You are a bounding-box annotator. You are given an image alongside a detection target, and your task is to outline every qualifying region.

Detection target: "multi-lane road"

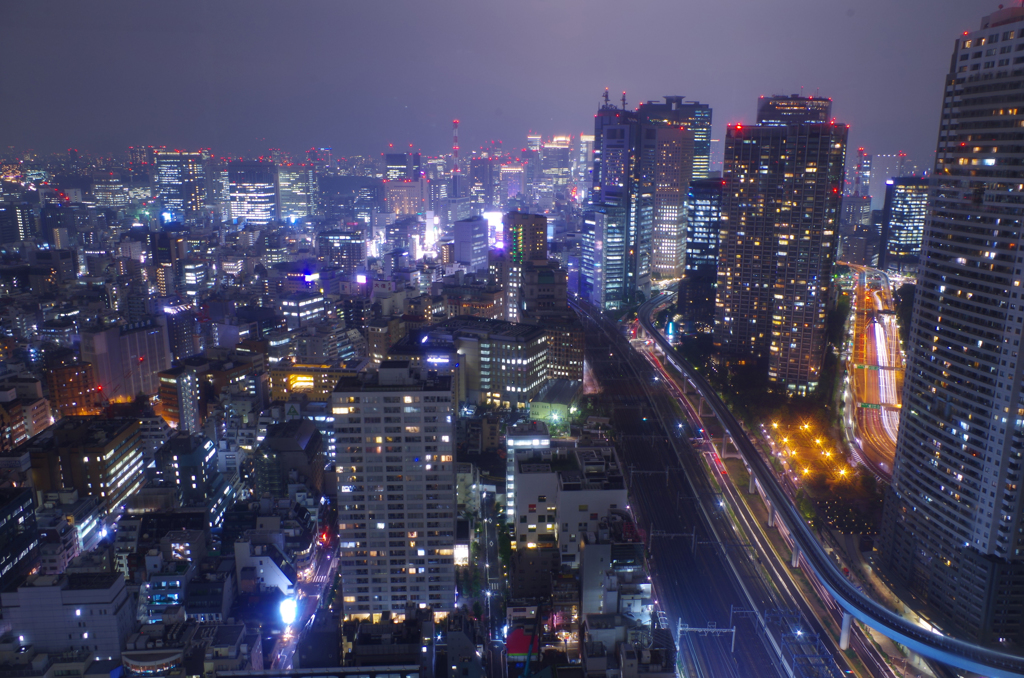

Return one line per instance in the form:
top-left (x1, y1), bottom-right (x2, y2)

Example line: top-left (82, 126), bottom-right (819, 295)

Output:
top-left (844, 264), bottom-right (904, 477)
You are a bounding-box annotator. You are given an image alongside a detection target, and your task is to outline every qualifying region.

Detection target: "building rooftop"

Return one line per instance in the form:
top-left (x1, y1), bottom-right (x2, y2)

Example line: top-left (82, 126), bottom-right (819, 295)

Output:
top-left (333, 362), bottom-right (453, 393)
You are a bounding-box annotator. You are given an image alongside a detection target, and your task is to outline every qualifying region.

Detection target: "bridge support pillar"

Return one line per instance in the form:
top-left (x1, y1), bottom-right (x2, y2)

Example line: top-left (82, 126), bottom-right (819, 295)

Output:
top-left (768, 503), bottom-right (776, 528)
top-left (791, 544), bottom-right (801, 568)
top-left (839, 612), bottom-right (853, 650)
top-left (748, 471), bottom-right (756, 495)
top-left (697, 397), bottom-right (704, 417)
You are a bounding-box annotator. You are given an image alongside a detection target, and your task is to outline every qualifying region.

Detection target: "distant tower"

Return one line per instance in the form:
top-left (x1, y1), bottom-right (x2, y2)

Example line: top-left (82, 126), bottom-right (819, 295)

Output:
top-left (452, 120), bottom-right (460, 171)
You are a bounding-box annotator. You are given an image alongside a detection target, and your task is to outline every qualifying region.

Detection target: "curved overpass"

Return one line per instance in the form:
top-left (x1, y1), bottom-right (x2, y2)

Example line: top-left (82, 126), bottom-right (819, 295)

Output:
top-left (637, 294), bottom-right (1024, 678)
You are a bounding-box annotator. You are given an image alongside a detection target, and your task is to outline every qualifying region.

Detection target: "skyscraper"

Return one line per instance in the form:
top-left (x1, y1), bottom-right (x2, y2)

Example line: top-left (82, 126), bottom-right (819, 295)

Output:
top-left (332, 362), bottom-right (457, 615)
top-left (878, 177), bottom-right (929, 272)
top-left (880, 7), bottom-right (1024, 646)
top-left (319, 229), bottom-right (367, 275)
top-left (504, 212), bottom-right (548, 322)
top-left (637, 100), bottom-right (695, 279)
top-left (277, 163), bottom-right (317, 220)
top-left (384, 152), bottom-right (422, 180)
top-left (588, 95), bottom-right (705, 302)
top-left (228, 160), bottom-right (277, 225)
top-left (591, 97), bottom-right (642, 306)
top-left (155, 150), bottom-right (206, 222)
top-left (679, 178), bottom-right (724, 334)
top-left (715, 95), bottom-right (847, 394)
top-left (650, 97), bottom-right (712, 180)
top-left (453, 215), bottom-right (489, 274)
top-left (0, 202), bottom-right (34, 244)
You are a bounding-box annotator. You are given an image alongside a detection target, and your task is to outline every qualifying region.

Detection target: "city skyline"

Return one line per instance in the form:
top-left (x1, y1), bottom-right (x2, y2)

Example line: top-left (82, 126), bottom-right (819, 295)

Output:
top-left (0, 0), bottom-right (986, 167)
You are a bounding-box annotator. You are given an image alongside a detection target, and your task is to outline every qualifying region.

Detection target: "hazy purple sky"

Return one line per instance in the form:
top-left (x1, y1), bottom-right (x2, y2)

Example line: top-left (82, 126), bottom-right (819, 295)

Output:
top-left (0, 0), bottom-right (987, 169)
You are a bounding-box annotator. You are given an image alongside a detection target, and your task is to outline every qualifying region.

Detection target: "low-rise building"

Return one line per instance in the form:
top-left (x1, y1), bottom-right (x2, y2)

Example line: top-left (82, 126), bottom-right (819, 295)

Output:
top-left (2, 573), bottom-right (138, 659)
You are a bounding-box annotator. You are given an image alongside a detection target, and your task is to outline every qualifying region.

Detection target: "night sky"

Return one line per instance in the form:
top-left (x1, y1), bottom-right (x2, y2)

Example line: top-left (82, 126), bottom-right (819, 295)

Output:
top-left (0, 0), bottom-right (987, 168)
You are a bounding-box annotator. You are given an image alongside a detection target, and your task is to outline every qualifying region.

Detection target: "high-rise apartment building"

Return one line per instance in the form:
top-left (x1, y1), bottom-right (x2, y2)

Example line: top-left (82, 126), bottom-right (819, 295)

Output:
top-left (45, 358), bottom-right (101, 417)
top-left (880, 7), bottom-right (1024, 646)
top-left (158, 365), bottom-right (204, 434)
top-left (879, 177), bottom-right (929, 272)
top-left (155, 151), bottom-right (206, 222)
top-left (715, 95), bottom-right (847, 394)
top-left (504, 213), bottom-right (548, 322)
top-left (229, 161), bottom-right (277, 225)
top-left (332, 362), bottom-right (457, 615)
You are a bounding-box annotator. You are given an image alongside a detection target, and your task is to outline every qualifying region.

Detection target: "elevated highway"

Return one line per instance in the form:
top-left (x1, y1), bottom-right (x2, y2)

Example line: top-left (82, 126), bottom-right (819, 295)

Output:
top-left (637, 293), bottom-right (1024, 678)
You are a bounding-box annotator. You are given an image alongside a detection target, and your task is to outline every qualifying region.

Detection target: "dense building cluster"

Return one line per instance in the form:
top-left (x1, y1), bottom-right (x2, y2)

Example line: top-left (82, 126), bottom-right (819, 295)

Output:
top-left (7, 3), bottom-right (1018, 667)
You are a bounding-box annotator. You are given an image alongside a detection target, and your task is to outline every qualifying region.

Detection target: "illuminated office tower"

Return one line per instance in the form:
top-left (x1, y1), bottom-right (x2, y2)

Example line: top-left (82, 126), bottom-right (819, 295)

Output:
top-left (277, 164), bottom-right (317, 220)
top-left (590, 97), bottom-right (641, 303)
top-left (853, 147), bottom-right (873, 197)
top-left (319, 230), bottom-right (367, 275)
top-left (93, 175), bottom-right (129, 208)
top-left (155, 151), bottom-right (206, 222)
top-left (590, 95), bottom-right (704, 297)
top-left (332, 361), bottom-right (457, 616)
top-left (540, 136), bottom-right (573, 205)
top-left (653, 98), bottom-right (712, 181)
top-left (679, 178), bottom-right (723, 333)
top-left (180, 260), bottom-right (208, 299)
top-left (504, 212), bottom-right (548, 322)
top-left (228, 161), bottom-right (277, 225)
top-left (385, 153), bottom-right (421, 180)
top-left (878, 177), bottom-right (929, 272)
top-left (384, 178), bottom-right (429, 216)
top-left (880, 7), bottom-right (1024, 645)
top-left (453, 215), bottom-right (489, 274)
top-left (469, 157), bottom-right (499, 206)
top-left (575, 134), bottom-right (595, 203)
top-left (0, 202), bottom-right (34, 245)
top-left (580, 209), bottom-right (625, 310)
top-left (637, 102), bottom-right (695, 279)
top-left (499, 164), bottom-right (525, 206)
top-left (164, 303), bottom-right (202, 362)
top-left (715, 95), bottom-right (846, 394)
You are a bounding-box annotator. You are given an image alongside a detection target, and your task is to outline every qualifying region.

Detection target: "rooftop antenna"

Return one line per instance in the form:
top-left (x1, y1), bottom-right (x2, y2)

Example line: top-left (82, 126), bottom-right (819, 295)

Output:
top-left (603, 88), bottom-right (611, 106)
top-left (621, 91), bottom-right (627, 110)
